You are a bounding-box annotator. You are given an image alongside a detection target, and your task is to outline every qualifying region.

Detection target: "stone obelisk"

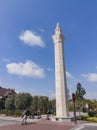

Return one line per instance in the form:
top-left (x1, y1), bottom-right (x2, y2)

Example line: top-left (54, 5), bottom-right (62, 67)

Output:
top-left (52, 23), bottom-right (69, 120)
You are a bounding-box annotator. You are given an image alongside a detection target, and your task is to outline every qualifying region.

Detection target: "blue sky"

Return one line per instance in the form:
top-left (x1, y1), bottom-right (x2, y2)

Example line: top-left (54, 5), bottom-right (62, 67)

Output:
top-left (0, 0), bottom-right (97, 99)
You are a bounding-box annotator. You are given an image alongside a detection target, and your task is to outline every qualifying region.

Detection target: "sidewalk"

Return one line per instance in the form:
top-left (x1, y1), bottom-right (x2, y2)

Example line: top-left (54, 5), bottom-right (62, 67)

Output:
top-left (0, 115), bottom-right (97, 130)
top-left (0, 115), bottom-right (75, 130)
top-left (70, 120), bottom-right (97, 130)
top-left (0, 115), bottom-right (36, 122)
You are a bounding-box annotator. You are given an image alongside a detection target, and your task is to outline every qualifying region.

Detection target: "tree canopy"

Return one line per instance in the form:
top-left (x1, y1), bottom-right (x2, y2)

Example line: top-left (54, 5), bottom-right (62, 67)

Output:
top-left (75, 83), bottom-right (86, 100)
top-left (14, 93), bottom-right (32, 110)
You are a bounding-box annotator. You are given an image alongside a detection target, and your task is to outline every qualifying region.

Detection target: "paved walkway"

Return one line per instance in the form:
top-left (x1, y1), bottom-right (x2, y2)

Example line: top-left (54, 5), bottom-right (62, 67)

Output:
top-left (70, 120), bottom-right (97, 130)
top-left (0, 118), bottom-right (75, 130)
top-left (0, 115), bottom-right (97, 130)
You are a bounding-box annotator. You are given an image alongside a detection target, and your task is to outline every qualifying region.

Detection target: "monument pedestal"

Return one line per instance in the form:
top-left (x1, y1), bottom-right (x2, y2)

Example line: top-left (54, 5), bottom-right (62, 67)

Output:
top-left (51, 116), bottom-right (74, 122)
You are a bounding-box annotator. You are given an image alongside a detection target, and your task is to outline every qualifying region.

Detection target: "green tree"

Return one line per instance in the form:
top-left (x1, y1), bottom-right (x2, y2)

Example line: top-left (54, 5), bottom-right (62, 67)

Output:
top-left (31, 96), bottom-right (49, 114)
top-left (0, 97), bottom-right (5, 109)
top-left (5, 95), bottom-right (15, 110)
top-left (86, 99), bottom-right (97, 109)
top-left (14, 93), bottom-right (32, 110)
top-left (68, 100), bottom-right (74, 111)
top-left (75, 83), bottom-right (86, 114)
top-left (31, 96), bottom-right (39, 112)
top-left (38, 96), bottom-right (49, 114)
top-left (75, 83), bottom-right (86, 100)
top-left (48, 99), bottom-right (56, 112)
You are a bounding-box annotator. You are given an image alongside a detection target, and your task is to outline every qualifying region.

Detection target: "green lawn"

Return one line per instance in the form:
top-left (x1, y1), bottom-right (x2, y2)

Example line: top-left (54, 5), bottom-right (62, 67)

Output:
top-left (85, 117), bottom-right (97, 122)
top-left (81, 116), bottom-right (97, 123)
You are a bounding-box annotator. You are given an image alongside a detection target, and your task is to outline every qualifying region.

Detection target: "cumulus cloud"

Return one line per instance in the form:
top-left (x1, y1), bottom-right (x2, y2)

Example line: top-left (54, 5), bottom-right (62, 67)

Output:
top-left (81, 73), bottom-right (97, 82)
top-left (19, 30), bottom-right (45, 47)
top-left (66, 71), bottom-right (73, 78)
top-left (6, 60), bottom-right (45, 78)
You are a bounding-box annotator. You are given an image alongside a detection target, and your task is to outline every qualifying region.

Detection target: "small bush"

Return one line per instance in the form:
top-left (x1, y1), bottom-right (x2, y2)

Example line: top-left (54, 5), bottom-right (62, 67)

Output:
top-left (77, 115), bottom-right (88, 120)
top-left (79, 115), bottom-right (97, 123)
top-left (5, 110), bottom-right (15, 116)
top-left (88, 111), bottom-right (95, 117)
top-left (88, 110), bottom-right (97, 117)
top-left (0, 110), bottom-right (6, 115)
top-left (0, 110), bottom-right (22, 117)
top-left (14, 110), bottom-right (22, 117)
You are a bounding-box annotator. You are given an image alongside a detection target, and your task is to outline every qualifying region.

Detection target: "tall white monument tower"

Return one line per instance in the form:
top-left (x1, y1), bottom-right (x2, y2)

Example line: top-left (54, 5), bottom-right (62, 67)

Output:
top-left (52, 23), bottom-right (69, 119)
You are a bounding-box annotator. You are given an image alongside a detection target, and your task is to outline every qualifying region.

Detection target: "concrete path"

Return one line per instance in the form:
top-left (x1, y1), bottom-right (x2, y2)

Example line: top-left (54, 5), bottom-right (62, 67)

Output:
top-left (70, 120), bottom-right (97, 130)
top-left (0, 115), bottom-right (97, 130)
top-left (0, 117), bottom-right (75, 130)
top-left (0, 115), bottom-right (38, 126)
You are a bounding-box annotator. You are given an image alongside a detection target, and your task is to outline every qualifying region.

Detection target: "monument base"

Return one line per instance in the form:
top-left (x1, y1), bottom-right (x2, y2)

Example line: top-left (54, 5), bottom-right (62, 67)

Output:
top-left (51, 116), bottom-right (74, 122)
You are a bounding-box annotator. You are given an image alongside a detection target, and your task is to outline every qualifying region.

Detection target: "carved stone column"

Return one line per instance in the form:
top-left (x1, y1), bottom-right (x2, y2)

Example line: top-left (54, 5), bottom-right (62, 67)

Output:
top-left (52, 23), bottom-right (69, 119)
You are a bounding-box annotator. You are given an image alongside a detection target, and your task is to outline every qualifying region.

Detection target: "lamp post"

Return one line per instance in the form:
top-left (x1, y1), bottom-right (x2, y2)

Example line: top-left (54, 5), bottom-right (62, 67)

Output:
top-left (72, 93), bottom-right (77, 124)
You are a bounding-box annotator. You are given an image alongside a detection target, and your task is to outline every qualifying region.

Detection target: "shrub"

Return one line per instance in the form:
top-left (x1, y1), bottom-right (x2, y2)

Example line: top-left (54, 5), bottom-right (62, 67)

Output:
top-left (85, 117), bottom-right (97, 122)
top-left (88, 111), bottom-right (95, 117)
top-left (88, 110), bottom-right (97, 117)
top-left (5, 110), bottom-right (15, 116)
top-left (79, 115), bottom-right (97, 122)
top-left (14, 110), bottom-right (22, 117)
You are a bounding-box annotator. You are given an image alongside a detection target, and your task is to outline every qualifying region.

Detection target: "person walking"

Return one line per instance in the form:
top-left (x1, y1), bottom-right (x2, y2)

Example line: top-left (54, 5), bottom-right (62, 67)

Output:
top-left (21, 109), bottom-right (31, 125)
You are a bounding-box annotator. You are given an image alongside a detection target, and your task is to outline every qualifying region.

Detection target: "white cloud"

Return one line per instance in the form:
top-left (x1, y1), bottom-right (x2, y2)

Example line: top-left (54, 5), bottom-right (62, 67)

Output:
top-left (66, 71), bottom-right (73, 78)
top-left (81, 73), bottom-right (97, 82)
top-left (6, 60), bottom-right (45, 78)
top-left (19, 30), bottom-right (45, 47)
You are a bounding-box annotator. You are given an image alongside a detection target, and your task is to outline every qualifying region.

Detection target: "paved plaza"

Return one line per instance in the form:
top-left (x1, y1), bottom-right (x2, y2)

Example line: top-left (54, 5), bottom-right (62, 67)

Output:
top-left (0, 117), bottom-right (74, 130)
top-left (0, 115), bottom-right (97, 130)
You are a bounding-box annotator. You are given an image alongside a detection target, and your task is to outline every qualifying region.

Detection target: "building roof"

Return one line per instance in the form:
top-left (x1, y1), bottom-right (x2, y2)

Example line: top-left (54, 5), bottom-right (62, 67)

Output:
top-left (0, 86), bottom-right (16, 97)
